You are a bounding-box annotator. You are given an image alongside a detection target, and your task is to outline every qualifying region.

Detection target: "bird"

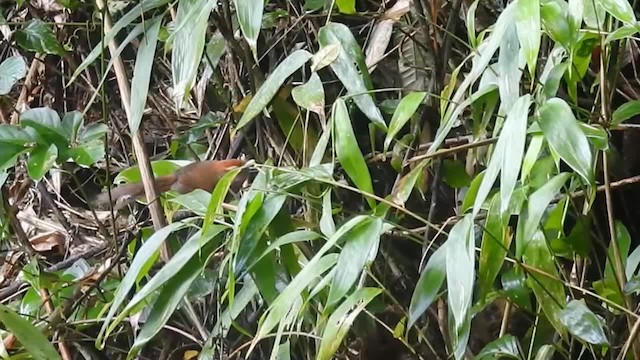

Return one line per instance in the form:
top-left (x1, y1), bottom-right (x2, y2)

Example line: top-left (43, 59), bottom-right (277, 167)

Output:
top-left (94, 159), bottom-right (247, 209)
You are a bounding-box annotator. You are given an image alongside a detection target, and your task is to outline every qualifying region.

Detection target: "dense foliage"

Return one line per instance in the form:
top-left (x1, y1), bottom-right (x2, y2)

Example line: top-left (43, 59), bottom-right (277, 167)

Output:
top-left (1, 0), bottom-right (640, 359)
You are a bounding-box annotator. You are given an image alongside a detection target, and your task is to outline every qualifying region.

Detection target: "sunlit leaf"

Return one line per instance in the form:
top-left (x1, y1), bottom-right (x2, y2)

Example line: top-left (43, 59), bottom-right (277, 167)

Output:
top-left (0, 55), bottom-right (27, 95)
top-left (612, 100), bottom-right (640, 126)
top-left (476, 334), bottom-right (523, 359)
top-left (311, 43), bottom-right (340, 72)
top-left (538, 98), bottom-right (593, 184)
top-left (292, 73), bottom-right (325, 117)
top-left (595, 0), bottom-right (636, 24)
top-left (517, 0), bottom-right (541, 76)
top-left (234, 0), bottom-right (263, 59)
top-left (478, 195), bottom-right (511, 299)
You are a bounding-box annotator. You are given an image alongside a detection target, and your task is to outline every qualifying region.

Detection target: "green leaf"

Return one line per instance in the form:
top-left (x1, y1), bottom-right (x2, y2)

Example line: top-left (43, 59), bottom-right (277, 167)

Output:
top-left (534, 345), bottom-right (556, 360)
top-left (292, 72), bottom-right (325, 117)
top-left (408, 244), bottom-right (447, 327)
top-left (128, 241), bottom-right (216, 359)
top-left (605, 23), bottom-right (638, 43)
top-left (234, 0), bottom-right (263, 59)
top-left (0, 144), bottom-right (27, 170)
top-left (328, 217), bottom-right (383, 306)
top-left (516, 173), bottom-right (570, 258)
top-left (129, 17), bottom-right (162, 135)
top-left (0, 304), bottom-right (62, 360)
top-left (14, 19), bottom-right (66, 55)
top-left (523, 230), bottom-right (567, 338)
top-left (446, 214), bottom-right (475, 359)
top-left (311, 43), bottom-right (340, 72)
top-left (336, 0), bottom-right (356, 14)
top-left (333, 99), bottom-right (375, 208)
top-left (559, 300), bottom-right (608, 345)
top-left (478, 195), bottom-right (511, 299)
top-left (61, 111), bottom-right (83, 143)
top-left (28, 144), bottom-right (57, 181)
top-left (317, 288), bottom-right (382, 360)
top-left (202, 166), bottom-right (243, 235)
top-left (0, 55), bottom-right (27, 95)
top-left (171, 0), bottom-right (216, 108)
top-left (20, 107), bottom-right (68, 146)
top-left (517, 0), bottom-right (541, 76)
top-left (63, 140), bottom-right (105, 166)
top-left (476, 334), bottom-right (523, 359)
top-left (612, 100), bottom-right (640, 126)
top-left (0, 124), bottom-right (34, 145)
top-left (473, 95), bottom-right (531, 217)
top-left (498, 21), bottom-right (521, 111)
top-left (540, 0), bottom-right (573, 49)
top-left (538, 98), bottom-right (593, 184)
top-left (318, 23), bottom-right (385, 129)
top-left (383, 92), bottom-right (426, 152)
top-left (96, 220), bottom-right (192, 349)
top-left (442, 159), bottom-right (472, 188)
top-left (237, 50), bottom-right (313, 130)
top-left (595, 0), bottom-right (636, 24)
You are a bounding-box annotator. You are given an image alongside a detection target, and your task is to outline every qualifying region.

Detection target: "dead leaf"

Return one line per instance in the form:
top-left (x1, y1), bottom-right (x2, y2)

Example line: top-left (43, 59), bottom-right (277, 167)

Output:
top-left (29, 231), bottom-right (65, 254)
top-left (365, 0), bottom-right (411, 72)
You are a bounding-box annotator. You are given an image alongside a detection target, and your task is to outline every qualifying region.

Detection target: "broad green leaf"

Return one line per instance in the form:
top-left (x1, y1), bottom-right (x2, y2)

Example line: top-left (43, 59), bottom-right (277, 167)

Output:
top-left (612, 100), bottom-right (640, 126)
top-left (328, 217), bottom-right (383, 306)
top-left (408, 243), bottom-right (447, 327)
top-left (516, 173), bottom-right (570, 257)
top-left (292, 72), bottom-right (325, 117)
top-left (478, 195), bottom-right (511, 299)
top-left (63, 140), bottom-right (105, 166)
top-left (27, 144), bottom-right (57, 181)
top-left (128, 247), bottom-right (212, 359)
top-left (559, 300), bottom-right (608, 345)
top-left (237, 50), bottom-right (313, 130)
top-left (0, 305), bottom-right (62, 360)
top-left (383, 92), bottom-right (426, 152)
top-left (472, 95), bottom-right (531, 217)
top-left (20, 107), bottom-right (68, 145)
top-left (538, 98), bottom-right (593, 184)
top-left (234, 0), bottom-right (263, 59)
top-left (523, 230), bottom-right (567, 338)
top-left (0, 125), bottom-right (34, 146)
top-left (534, 345), bottom-right (556, 360)
top-left (517, 0), bottom-right (541, 76)
top-left (605, 23), bottom-right (638, 43)
top-left (446, 214), bottom-right (475, 359)
top-left (333, 99), bottom-right (375, 208)
top-left (476, 334), bottom-right (523, 359)
top-left (542, 62), bottom-right (567, 99)
top-left (498, 21), bottom-right (521, 111)
top-left (114, 160), bottom-right (187, 184)
top-left (318, 23), bottom-right (385, 128)
top-left (579, 123), bottom-right (608, 150)
top-left (499, 95), bottom-right (531, 214)
top-left (61, 111), bottom-right (83, 143)
top-left (595, 0), bottom-right (636, 24)
top-left (540, 0), bottom-right (573, 49)
top-left (172, 0), bottom-right (216, 108)
top-left (69, 0), bottom-right (171, 84)
top-left (96, 220), bottom-right (192, 349)
top-left (15, 19), bottom-right (66, 55)
top-left (129, 17), bottom-right (162, 135)
top-left (0, 55), bottom-right (27, 95)
top-left (335, 0), bottom-right (356, 14)
top-left (317, 288), bottom-right (382, 360)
